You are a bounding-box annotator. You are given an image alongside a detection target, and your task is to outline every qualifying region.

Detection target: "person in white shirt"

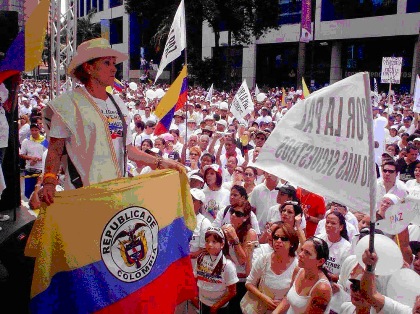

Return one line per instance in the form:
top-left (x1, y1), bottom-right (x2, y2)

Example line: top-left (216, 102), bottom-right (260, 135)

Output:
top-left (314, 202), bottom-right (358, 243)
top-left (361, 249), bottom-right (420, 314)
top-left (249, 172), bottom-right (280, 232)
top-left (189, 188), bottom-right (212, 261)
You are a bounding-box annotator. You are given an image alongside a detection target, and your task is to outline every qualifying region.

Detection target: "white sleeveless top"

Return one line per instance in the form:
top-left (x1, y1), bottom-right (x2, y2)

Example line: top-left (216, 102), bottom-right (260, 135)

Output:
top-left (286, 268), bottom-right (331, 314)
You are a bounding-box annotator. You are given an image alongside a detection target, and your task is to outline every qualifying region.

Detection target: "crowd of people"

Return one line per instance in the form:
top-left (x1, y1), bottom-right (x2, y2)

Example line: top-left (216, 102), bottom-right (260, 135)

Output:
top-left (1, 37), bottom-right (420, 313)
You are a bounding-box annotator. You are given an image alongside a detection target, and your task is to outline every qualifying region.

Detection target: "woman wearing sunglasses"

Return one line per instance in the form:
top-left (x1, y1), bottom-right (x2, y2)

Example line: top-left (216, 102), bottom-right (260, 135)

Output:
top-left (221, 195), bottom-right (258, 313)
top-left (244, 222), bottom-right (299, 313)
top-left (272, 237), bottom-right (332, 314)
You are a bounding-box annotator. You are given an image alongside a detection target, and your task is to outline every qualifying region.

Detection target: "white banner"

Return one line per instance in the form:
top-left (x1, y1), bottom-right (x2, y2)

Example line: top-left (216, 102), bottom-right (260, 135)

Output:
top-left (230, 80), bottom-right (254, 123)
top-left (205, 83), bottom-right (214, 102)
top-left (381, 57), bottom-right (402, 84)
top-left (155, 0), bottom-right (186, 82)
top-left (376, 203), bottom-right (417, 235)
top-left (413, 75), bottom-right (420, 113)
top-left (255, 72), bottom-right (375, 213)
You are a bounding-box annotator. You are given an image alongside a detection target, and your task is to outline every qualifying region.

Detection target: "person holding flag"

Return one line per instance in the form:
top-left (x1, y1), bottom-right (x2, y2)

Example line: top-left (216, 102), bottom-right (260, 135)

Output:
top-left (41, 38), bottom-right (183, 204)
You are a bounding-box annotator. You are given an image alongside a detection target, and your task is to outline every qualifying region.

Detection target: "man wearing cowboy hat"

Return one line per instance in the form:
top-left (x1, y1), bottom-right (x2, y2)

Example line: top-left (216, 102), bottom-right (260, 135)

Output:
top-left (41, 38), bottom-right (183, 205)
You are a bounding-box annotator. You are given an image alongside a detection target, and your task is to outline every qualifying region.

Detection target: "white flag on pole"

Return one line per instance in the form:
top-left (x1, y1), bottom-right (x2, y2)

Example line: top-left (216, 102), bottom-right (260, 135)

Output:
top-left (255, 84), bottom-right (260, 96)
top-left (205, 83), bottom-right (214, 102)
top-left (413, 75), bottom-right (420, 113)
top-left (230, 80), bottom-right (254, 123)
top-left (154, 0), bottom-right (186, 83)
top-left (255, 72), bottom-right (376, 213)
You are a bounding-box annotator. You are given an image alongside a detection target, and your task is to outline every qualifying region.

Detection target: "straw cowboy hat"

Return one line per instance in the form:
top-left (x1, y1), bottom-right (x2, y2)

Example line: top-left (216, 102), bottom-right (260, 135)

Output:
top-left (67, 38), bottom-right (128, 77)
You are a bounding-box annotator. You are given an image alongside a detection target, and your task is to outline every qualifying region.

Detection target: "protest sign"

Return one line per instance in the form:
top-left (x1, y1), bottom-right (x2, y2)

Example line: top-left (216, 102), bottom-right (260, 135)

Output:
top-left (230, 80), bottom-right (254, 123)
top-left (376, 202), bottom-right (417, 235)
top-left (255, 72), bottom-right (375, 213)
top-left (381, 57), bottom-right (402, 84)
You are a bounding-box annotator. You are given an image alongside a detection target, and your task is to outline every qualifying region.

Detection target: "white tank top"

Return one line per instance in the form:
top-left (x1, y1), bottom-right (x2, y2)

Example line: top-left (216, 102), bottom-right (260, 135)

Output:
top-left (286, 268), bottom-right (331, 314)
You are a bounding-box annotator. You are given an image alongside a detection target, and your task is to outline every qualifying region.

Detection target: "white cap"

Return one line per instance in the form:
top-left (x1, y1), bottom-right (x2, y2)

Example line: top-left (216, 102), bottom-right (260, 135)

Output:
top-left (219, 101), bottom-right (228, 110)
top-left (190, 188), bottom-right (205, 203)
top-left (216, 119), bottom-right (227, 128)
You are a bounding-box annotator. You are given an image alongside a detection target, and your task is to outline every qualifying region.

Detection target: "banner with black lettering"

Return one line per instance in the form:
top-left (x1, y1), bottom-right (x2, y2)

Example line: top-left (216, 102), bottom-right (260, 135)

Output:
top-left (255, 72), bottom-right (375, 213)
top-left (230, 80), bottom-right (254, 124)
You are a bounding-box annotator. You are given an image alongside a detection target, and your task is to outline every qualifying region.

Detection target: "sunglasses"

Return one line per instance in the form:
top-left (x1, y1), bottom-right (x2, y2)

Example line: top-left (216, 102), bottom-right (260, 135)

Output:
top-left (382, 169), bottom-right (396, 173)
top-left (349, 279), bottom-right (361, 292)
top-left (190, 153), bottom-right (199, 156)
top-left (272, 235), bottom-right (289, 242)
top-left (234, 169), bottom-right (243, 173)
top-left (230, 208), bottom-right (246, 217)
top-left (284, 200), bottom-right (299, 205)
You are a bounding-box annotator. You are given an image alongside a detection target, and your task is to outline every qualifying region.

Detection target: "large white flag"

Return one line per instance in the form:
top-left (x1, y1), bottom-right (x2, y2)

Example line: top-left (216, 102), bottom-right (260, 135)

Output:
top-left (205, 83), bottom-right (214, 102)
top-left (155, 0), bottom-right (186, 82)
top-left (255, 84), bottom-right (260, 96)
top-left (230, 80), bottom-right (254, 123)
top-left (255, 72), bottom-right (376, 213)
top-left (413, 75), bottom-right (420, 113)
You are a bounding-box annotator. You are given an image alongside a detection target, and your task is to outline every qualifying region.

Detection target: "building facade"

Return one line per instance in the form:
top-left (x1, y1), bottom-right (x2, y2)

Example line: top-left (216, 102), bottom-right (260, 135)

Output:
top-left (202, 0), bottom-right (420, 93)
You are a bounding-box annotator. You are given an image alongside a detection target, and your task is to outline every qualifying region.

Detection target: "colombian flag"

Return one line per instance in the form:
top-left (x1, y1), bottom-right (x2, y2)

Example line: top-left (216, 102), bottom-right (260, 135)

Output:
top-left (114, 78), bottom-right (124, 92)
top-left (25, 170), bottom-right (197, 313)
top-left (154, 66), bottom-right (188, 135)
top-left (0, 0), bottom-right (50, 84)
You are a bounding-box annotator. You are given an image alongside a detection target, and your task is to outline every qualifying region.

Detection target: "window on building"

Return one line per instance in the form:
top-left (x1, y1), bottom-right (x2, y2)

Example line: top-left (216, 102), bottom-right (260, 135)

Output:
top-left (91, 0), bottom-right (97, 11)
top-left (98, 0), bottom-right (103, 11)
top-left (110, 16), bottom-right (123, 45)
top-left (79, 0), bottom-right (84, 17)
top-left (321, 0), bottom-right (398, 21)
top-left (109, 0), bottom-right (123, 9)
top-left (86, 0), bottom-right (91, 14)
top-left (407, 0), bottom-right (420, 13)
top-left (278, 0), bottom-right (302, 25)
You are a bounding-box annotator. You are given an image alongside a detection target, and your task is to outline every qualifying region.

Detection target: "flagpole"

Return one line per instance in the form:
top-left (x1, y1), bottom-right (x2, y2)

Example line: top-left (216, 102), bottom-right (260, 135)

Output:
top-left (363, 72), bottom-right (378, 272)
top-left (183, 0), bottom-right (188, 145)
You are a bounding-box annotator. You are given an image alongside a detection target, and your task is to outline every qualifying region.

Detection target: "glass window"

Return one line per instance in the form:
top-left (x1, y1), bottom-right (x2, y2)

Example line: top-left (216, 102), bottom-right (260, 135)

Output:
top-left (109, 0), bottom-right (123, 9)
top-left (407, 0), bottom-right (420, 13)
top-left (91, 0), bottom-right (97, 11)
top-left (79, 0), bottom-right (84, 17)
top-left (98, 0), bottom-right (103, 11)
top-left (321, 0), bottom-right (398, 21)
top-left (86, 0), bottom-right (91, 14)
top-left (278, 0), bottom-right (302, 25)
top-left (110, 16), bottom-right (123, 45)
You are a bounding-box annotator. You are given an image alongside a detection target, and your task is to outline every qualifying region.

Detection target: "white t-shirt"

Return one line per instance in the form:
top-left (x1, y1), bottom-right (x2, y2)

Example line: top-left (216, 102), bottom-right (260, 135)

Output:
top-left (0, 107), bottom-right (9, 148)
top-left (317, 233), bottom-right (351, 275)
top-left (202, 186), bottom-right (230, 222)
top-left (190, 213), bottom-right (212, 253)
top-left (249, 182), bottom-right (279, 232)
top-left (194, 255), bottom-right (239, 307)
top-left (49, 93), bottom-right (131, 178)
top-left (20, 137), bottom-right (48, 171)
top-left (246, 254), bottom-right (298, 301)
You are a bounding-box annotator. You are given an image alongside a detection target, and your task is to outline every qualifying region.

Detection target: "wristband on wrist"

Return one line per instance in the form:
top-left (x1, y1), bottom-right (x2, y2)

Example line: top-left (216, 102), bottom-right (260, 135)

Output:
top-left (231, 238), bottom-right (240, 246)
top-left (43, 176), bottom-right (57, 186)
top-left (43, 173), bottom-right (57, 180)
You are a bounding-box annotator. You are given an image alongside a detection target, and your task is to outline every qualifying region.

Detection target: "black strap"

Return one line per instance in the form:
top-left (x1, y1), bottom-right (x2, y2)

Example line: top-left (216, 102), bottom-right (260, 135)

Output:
top-left (107, 92), bottom-right (127, 177)
top-left (64, 147), bottom-right (84, 189)
top-left (222, 205), bottom-right (232, 220)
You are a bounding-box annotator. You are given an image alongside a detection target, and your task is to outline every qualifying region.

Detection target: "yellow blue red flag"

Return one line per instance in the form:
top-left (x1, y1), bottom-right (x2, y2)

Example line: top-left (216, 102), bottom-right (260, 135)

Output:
top-left (0, 0), bottom-right (50, 83)
top-left (154, 65), bottom-right (188, 135)
top-left (25, 170), bottom-right (197, 313)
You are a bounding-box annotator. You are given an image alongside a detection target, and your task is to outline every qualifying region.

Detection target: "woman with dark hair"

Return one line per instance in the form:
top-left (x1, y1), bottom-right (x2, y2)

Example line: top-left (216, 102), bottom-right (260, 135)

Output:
top-left (244, 223), bottom-right (299, 312)
top-left (273, 237), bottom-right (332, 314)
top-left (386, 143), bottom-right (400, 159)
top-left (140, 138), bottom-right (153, 152)
top-left (243, 166), bottom-right (257, 195)
top-left (202, 164), bottom-right (230, 221)
top-left (213, 185), bottom-right (260, 236)
top-left (316, 211), bottom-right (351, 283)
top-left (222, 199), bottom-right (258, 313)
